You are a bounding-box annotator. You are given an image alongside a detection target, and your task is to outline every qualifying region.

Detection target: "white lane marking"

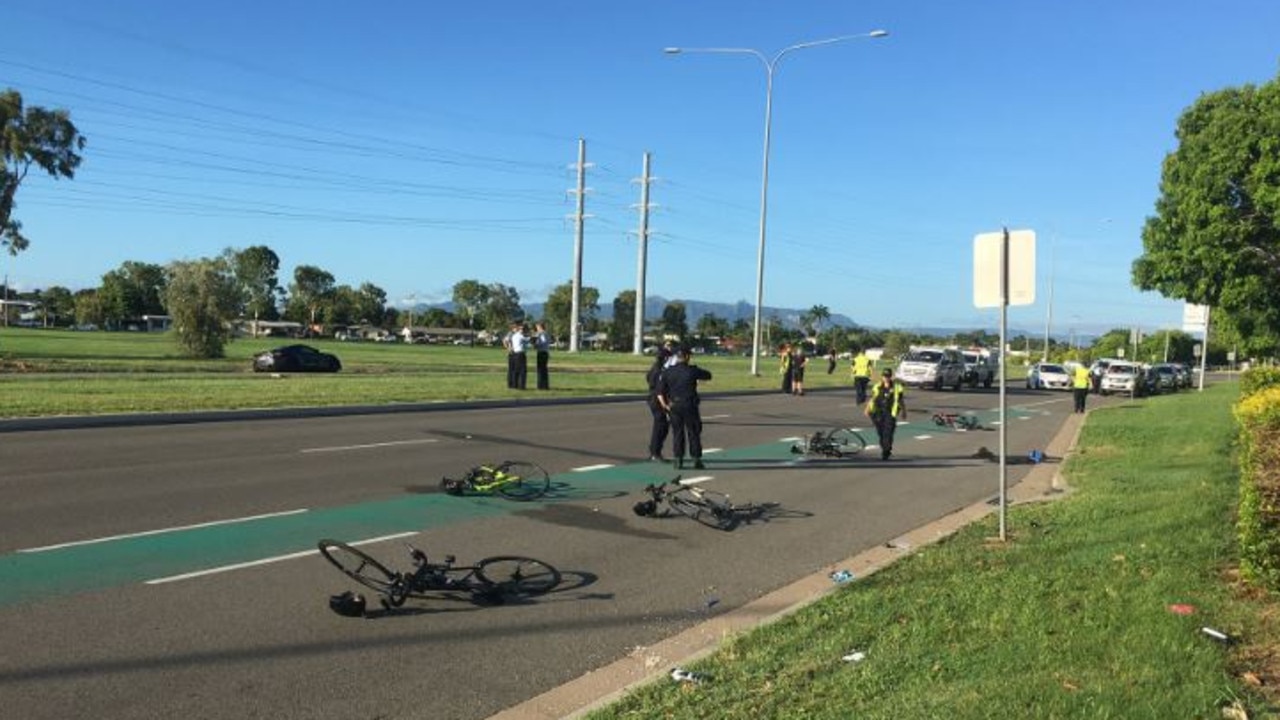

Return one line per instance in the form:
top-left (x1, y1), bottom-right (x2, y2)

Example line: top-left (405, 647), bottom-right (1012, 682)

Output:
top-left (19, 509), bottom-right (310, 553)
top-left (1019, 416), bottom-right (1031, 421)
top-left (573, 464), bottom-right (614, 472)
top-left (781, 437), bottom-right (803, 442)
top-left (704, 448), bottom-right (724, 454)
top-left (677, 476), bottom-right (715, 485)
top-left (146, 531), bottom-right (420, 585)
top-left (990, 421), bottom-right (1003, 426)
top-left (704, 414), bottom-right (731, 420)
top-left (1015, 398), bottom-right (1069, 409)
top-left (915, 435), bottom-right (933, 440)
top-left (300, 438), bottom-right (439, 454)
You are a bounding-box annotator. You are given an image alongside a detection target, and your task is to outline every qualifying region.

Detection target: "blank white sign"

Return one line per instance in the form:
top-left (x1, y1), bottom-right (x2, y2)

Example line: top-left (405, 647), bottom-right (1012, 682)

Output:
top-left (974, 229), bottom-right (1036, 308)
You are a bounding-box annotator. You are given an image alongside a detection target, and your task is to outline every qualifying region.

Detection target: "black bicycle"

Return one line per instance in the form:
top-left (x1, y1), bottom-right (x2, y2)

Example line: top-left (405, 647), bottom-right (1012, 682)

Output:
top-left (318, 538), bottom-right (562, 608)
top-left (440, 460), bottom-right (551, 501)
top-left (633, 478), bottom-right (771, 531)
top-left (790, 428), bottom-right (868, 458)
top-left (932, 412), bottom-right (981, 430)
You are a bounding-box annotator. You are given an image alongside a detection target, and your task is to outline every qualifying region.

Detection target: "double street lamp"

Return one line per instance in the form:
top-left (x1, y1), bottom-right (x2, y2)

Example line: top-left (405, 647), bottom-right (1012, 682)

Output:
top-left (665, 30), bottom-right (887, 375)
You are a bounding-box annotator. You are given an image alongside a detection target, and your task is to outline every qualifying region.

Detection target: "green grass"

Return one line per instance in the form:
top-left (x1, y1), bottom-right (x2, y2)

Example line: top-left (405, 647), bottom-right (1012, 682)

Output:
top-left (0, 327), bottom-right (861, 416)
top-left (588, 382), bottom-right (1277, 719)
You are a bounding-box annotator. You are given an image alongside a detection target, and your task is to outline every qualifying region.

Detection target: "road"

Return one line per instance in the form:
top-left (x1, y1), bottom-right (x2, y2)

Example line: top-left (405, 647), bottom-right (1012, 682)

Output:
top-left (0, 383), bottom-right (1094, 719)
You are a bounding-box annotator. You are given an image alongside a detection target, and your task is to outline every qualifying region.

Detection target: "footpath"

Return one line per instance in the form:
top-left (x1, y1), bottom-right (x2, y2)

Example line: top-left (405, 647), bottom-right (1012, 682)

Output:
top-left (490, 411), bottom-right (1086, 720)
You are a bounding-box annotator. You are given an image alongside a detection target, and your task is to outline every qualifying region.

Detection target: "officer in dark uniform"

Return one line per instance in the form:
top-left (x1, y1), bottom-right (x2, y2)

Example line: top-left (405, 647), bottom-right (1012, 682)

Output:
top-left (645, 346), bottom-right (672, 461)
top-left (655, 346), bottom-right (712, 470)
top-left (865, 367), bottom-right (906, 460)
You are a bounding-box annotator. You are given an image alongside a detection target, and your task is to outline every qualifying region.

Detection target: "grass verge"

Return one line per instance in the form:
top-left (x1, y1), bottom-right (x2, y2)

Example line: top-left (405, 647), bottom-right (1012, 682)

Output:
top-left (587, 382), bottom-right (1279, 719)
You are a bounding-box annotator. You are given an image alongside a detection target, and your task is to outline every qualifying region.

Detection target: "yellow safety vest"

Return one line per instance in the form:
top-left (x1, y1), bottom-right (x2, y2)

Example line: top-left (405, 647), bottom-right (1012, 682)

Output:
top-left (869, 381), bottom-right (904, 417)
top-left (1073, 365), bottom-right (1091, 389)
top-left (852, 354), bottom-right (872, 378)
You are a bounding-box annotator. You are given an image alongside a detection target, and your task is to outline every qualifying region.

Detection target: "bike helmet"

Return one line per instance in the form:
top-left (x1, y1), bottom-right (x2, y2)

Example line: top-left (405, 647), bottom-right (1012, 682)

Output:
top-left (328, 590), bottom-right (367, 617)
top-left (633, 499), bottom-right (658, 517)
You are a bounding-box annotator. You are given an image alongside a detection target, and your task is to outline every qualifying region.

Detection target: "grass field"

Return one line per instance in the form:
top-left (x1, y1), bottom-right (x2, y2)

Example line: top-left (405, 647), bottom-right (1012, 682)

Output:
top-left (0, 327), bottom-right (937, 417)
top-left (587, 382), bottom-right (1280, 719)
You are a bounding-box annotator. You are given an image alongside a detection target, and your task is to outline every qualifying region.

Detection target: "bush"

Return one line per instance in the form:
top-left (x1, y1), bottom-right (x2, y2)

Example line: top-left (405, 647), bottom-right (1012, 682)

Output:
top-left (1234, 386), bottom-right (1280, 591)
top-left (1241, 366), bottom-right (1280, 397)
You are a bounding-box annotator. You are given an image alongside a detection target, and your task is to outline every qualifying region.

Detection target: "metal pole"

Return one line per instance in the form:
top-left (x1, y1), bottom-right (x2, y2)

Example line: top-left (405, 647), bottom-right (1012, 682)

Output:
top-left (749, 63), bottom-right (776, 376)
top-left (569, 138), bottom-right (586, 353)
top-left (1198, 307), bottom-right (1210, 391)
top-left (999, 227), bottom-right (1009, 542)
top-left (1042, 242), bottom-right (1054, 362)
top-left (633, 152), bottom-right (652, 355)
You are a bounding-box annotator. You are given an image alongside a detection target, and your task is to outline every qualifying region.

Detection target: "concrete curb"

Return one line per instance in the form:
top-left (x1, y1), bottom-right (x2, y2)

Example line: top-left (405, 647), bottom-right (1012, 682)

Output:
top-left (488, 411), bottom-right (1088, 720)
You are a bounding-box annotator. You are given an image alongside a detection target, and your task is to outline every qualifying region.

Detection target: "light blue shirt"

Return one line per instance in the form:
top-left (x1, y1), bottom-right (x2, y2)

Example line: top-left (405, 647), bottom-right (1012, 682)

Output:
top-left (509, 330), bottom-right (529, 353)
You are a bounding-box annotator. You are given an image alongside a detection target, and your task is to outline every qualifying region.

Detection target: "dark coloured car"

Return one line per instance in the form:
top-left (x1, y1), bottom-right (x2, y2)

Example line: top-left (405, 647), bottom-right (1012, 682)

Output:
top-left (252, 344), bottom-right (341, 373)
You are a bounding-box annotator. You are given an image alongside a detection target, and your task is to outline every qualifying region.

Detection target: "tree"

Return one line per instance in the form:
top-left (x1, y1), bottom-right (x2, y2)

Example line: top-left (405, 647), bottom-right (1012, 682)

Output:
top-left (1, 89), bottom-right (86, 256)
top-left (696, 312), bottom-right (729, 340)
top-left (163, 257), bottom-right (242, 358)
top-left (543, 280), bottom-right (599, 343)
top-left (804, 304), bottom-right (831, 336)
top-left (481, 283), bottom-right (523, 332)
top-left (227, 246), bottom-right (282, 321)
top-left (354, 282), bottom-right (387, 326)
top-left (40, 285), bottom-right (73, 326)
top-left (98, 261), bottom-right (166, 328)
top-left (608, 290), bottom-right (636, 351)
top-left (452, 279), bottom-right (491, 334)
top-left (286, 265), bottom-right (335, 327)
top-left (1133, 70), bottom-right (1280, 350)
top-left (73, 289), bottom-right (104, 327)
top-left (660, 301), bottom-right (688, 341)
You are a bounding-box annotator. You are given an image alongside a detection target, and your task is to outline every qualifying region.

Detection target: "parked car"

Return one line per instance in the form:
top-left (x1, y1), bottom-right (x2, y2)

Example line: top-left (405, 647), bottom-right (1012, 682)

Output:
top-left (1149, 363), bottom-right (1182, 392)
top-left (957, 348), bottom-right (998, 388)
top-left (1026, 362), bottom-right (1071, 390)
top-left (896, 347), bottom-right (965, 390)
top-left (1100, 361), bottom-right (1146, 396)
top-left (252, 344), bottom-right (342, 373)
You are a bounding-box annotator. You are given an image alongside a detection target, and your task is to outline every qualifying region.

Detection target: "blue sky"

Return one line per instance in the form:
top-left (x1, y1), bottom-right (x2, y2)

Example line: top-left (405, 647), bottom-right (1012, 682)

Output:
top-left (3, 1), bottom-right (1279, 335)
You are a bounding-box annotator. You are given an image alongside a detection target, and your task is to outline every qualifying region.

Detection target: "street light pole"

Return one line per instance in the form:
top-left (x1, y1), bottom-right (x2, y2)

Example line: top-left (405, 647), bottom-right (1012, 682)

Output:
top-left (665, 29), bottom-right (887, 375)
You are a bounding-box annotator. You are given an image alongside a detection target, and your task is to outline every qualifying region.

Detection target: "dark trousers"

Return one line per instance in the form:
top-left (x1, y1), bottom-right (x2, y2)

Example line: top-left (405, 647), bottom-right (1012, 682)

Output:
top-left (508, 353), bottom-right (527, 389)
top-left (1073, 387), bottom-right (1088, 413)
top-left (648, 399), bottom-right (670, 457)
top-left (781, 370), bottom-right (793, 394)
top-left (669, 403), bottom-right (703, 461)
top-left (872, 414), bottom-right (897, 458)
top-left (854, 376), bottom-right (870, 404)
top-left (536, 351), bottom-right (550, 390)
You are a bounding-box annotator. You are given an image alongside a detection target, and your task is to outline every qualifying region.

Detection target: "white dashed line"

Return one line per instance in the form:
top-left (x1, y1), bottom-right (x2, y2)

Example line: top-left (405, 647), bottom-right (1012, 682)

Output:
top-left (573, 464), bottom-right (614, 472)
top-left (703, 448), bottom-right (724, 454)
top-left (146, 531), bottom-right (420, 585)
top-left (19, 509), bottom-right (310, 553)
top-left (703, 414), bottom-right (731, 420)
top-left (915, 435), bottom-right (933, 440)
top-left (300, 438), bottom-right (439, 453)
top-left (677, 475), bottom-right (715, 485)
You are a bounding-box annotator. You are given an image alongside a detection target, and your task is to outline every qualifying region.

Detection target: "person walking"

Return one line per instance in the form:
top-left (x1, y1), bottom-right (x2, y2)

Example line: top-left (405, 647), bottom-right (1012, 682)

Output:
top-left (656, 346), bottom-right (712, 470)
top-left (645, 346), bottom-right (672, 461)
top-left (533, 322), bottom-right (552, 390)
top-left (826, 349), bottom-right (838, 374)
top-left (1072, 362), bottom-right (1091, 413)
top-left (851, 348), bottom-right (874, 405)
top-left (506, 322), bottom-right (529, 390)
top-left (779, 343), bottom-right (793, 394)
top-left (865, 367), bottom-right (906, 461)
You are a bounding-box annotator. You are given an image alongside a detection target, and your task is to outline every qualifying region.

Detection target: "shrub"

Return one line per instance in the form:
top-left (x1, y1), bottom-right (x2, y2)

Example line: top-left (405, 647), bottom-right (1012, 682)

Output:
top-left (1240, 366), bottom-right (1280, 397)
top-left (1234, 386), bottom-right (1280, 591)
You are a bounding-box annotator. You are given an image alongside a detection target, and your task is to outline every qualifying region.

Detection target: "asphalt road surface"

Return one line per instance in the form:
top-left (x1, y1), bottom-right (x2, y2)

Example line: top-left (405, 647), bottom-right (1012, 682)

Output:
top-left (0, 383), bottom-right (1103, 719)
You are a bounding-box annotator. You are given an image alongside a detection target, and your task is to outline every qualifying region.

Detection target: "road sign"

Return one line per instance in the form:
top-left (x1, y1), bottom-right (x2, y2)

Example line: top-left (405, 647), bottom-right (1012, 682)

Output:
top-left (1183, 303), bottom-right (1209, 333)
top-left (1117, 347), bottom-right (1125, 358)
top-left (974, 229), bottom-right (1036, 308)
top-left (1193, 343), bottom-right (1202, 358)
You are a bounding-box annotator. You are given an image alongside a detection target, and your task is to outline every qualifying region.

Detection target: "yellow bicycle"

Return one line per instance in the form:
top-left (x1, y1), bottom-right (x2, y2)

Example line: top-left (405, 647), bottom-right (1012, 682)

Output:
top-left (440, 461), bottom-right (550, 501)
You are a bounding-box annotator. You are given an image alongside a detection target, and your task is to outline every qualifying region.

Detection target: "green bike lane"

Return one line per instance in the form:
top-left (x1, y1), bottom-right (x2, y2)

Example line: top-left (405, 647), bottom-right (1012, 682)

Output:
top-left (0, 404), bottom-right (1040, 609)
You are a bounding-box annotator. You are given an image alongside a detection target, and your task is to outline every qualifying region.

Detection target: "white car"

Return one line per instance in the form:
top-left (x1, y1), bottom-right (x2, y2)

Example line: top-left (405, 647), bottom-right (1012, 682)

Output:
top-left (1100, 361), bottom-right (1145, 395)
top-left (1026, 362), bottom-right (1071, 390)
top-left (896, 347), bottom-right (966, 390)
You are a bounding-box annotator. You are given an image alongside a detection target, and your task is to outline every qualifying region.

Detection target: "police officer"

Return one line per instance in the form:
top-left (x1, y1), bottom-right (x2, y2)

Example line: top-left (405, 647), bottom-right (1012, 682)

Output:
top-left (865, 367), bottom-right (906, 460)
top-left (533, 322), bottom-right (552, 390)
top-left (851, 347), bottom-right (874, 404)
top-left (645, 346), bottom-right (671, 461)
top-left (1072, 362), bottom-right (1091, 413)
top-left (505, 322), bottom-right (529, 389)
top-left (656, 346), bottom-right (713, 470)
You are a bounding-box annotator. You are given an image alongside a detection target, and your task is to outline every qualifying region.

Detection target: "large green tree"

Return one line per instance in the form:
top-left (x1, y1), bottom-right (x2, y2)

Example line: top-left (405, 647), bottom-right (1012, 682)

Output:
top-left (542, 280), bottom-right (599, 343)
top-left (451, 279), bottom-right (490, 332)
top-left (1, 89), bottom-right (85, 255)
top-left (481, 283), bottom-right (523, 332)
top-left (660, 301), bottom-right (688, 341)
top-left (163, 256), bottom-right (242, 358)
top-left (1133, 70), bottom-right (1280, 355)
top-left (98, 261), bottom-right (166, 328)
top-left (227, 246), bottom-right (282, 321)
top-left (285, 265), bottom-right (335, 326)
top-left (608, 289), bottom-right (637, 351)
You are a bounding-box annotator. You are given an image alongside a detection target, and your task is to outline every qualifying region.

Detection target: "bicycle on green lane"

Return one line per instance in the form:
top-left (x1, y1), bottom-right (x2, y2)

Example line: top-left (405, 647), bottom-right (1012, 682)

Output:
top-left (319, 538), bottom-right (562, 610)
top-left (790, 428), bottom-right (868, 458)
top-left (633, 477), bottom-right (773, 531)
top-left (440, 460), bottom-right (550, 500)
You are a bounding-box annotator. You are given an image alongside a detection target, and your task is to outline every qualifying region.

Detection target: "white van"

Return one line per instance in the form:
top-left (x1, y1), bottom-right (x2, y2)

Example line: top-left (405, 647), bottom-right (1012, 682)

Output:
top-left (896, 347), bottom-right (966, 390)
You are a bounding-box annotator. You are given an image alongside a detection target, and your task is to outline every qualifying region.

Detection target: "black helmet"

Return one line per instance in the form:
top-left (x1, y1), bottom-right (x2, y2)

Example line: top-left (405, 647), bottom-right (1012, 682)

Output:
top-left (633, 499), bottom-right (658, 517)
top-left (329, 591), bottom-right (366, 617)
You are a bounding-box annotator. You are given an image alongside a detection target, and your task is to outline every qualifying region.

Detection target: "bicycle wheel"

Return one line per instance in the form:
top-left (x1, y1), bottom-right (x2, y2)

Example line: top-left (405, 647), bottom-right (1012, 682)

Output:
top-left (318, 539), bottom-right (401, 595)
top-left (475, 556), bottom-right (562, 596)
top-left (493, 461), bottom-right (550, 501)
top-left (827, 428), bottom-right (868, 457)
top-left (668, 487), bottom-right (735, 530)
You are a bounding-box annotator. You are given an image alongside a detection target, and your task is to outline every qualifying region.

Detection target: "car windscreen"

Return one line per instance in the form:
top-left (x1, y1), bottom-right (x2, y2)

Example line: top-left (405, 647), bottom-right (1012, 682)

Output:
top-left (905, 350), bottom-right (943, 363)
top-left (1108, 365), bottom-right (1136, 375)
top-left (1040, 364), bottom-right (1066, 374)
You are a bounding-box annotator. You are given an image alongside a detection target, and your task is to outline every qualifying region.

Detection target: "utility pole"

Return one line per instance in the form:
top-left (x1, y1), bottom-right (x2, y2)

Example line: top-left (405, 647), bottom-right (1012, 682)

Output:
top-left (631, 152), bottom-right (654, 355)
top-left (567, 139), bottom-right (591, 353)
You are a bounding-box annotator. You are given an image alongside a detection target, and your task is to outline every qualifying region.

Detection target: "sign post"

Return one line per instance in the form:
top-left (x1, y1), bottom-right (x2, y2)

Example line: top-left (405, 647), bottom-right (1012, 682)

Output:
top-left (974, 228), bottom-right (1036, 541)
top-left (1183, 303), bottom-right (1210, 391)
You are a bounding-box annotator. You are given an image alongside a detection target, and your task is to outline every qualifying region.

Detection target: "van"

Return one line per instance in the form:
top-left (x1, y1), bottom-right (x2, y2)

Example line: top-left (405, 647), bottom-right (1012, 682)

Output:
top-left (896, 346), bottom-right (966, 390)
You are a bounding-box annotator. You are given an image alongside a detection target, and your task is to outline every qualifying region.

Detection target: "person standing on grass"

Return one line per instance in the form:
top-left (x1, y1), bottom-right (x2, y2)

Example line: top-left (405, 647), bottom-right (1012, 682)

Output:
top-left (656, 346), bottom-right (712, 470)
top-left (506, 322), bottom-right (529, 390)
top-left (533, 322), bottom-right (552, 390)
top-left (1072, 362), bottom-right (1091, 413)
top-left (866, 367), bottom-right (906, 461)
